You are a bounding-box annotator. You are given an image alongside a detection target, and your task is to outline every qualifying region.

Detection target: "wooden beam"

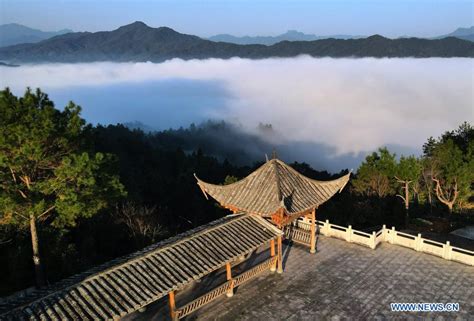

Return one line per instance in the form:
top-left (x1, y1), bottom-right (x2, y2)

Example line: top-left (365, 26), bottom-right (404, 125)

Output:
top-left (270, 239), bottom-right (276, 272)
top-left (168, 291), bottom-right (177, 321)
top-left (226, 262), bottom-right (234, 297)
top-left (274, 209), bottom-right (311, 228)
top-left (277, 235), bottom-right (283, 274)
top-left (271, 208), bottom-right (286, 227)
top-left (220, 203), bottom-right (240, 213)
top-left (310, 208), bottom-right (316, 254)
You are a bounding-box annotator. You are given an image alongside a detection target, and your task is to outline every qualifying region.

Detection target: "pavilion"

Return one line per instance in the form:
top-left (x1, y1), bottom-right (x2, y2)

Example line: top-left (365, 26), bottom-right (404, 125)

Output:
top-left (195, 158), bottom-right (351, 258)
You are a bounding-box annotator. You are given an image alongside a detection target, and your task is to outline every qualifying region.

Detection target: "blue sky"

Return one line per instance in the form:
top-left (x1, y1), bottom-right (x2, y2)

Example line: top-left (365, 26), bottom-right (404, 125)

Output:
top-left (0, 0), bottom-right (472, 37)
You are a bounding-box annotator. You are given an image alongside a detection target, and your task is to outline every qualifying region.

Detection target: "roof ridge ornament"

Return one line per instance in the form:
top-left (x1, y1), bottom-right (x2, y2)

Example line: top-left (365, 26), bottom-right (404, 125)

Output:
top-left (271, 149), bottom-right (277, 159)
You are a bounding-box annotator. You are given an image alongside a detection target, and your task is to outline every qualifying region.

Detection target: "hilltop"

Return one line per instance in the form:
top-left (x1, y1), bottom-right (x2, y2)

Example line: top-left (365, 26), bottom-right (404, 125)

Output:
top-left (437, 26), bottom-right (474, 42)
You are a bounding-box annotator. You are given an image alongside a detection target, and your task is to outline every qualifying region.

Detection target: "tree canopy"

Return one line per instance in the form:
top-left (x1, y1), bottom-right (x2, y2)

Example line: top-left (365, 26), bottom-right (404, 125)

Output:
top-left (427, 126), bottom-right (474, 212)
top-left (353, 123), bottom-right (473, 214)
top-left (352, 147), bottom-right (397, 198)
top-left (0, 88), bottom-right (125, 286)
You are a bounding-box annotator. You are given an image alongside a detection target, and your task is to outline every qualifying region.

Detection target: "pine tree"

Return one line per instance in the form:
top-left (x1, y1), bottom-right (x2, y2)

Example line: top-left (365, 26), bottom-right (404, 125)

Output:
top-left (0, 88), bottom-right (126, 287)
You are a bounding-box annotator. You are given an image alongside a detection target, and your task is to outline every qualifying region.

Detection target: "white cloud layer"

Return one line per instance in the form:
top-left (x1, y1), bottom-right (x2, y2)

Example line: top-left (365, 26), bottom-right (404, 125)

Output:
top-left (1, 57), bottom-right (473, 157)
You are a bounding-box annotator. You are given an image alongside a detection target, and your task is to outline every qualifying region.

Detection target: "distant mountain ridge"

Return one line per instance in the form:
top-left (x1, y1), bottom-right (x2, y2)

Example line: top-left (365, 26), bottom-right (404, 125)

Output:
top-left (208, 30), bottom-right (364, 45)
top-left (0, 23), bottom-right (72, 47)
top-left (210, 27), bottom-right (474, 44)
top-left (439, 26), bottom-right (474, 42)
top-left (0, 21), bottom-right (472, 63)
top-left (0, 61), bottom-right (19, 67)
top-left (448, 26), bottom-right (474, 36)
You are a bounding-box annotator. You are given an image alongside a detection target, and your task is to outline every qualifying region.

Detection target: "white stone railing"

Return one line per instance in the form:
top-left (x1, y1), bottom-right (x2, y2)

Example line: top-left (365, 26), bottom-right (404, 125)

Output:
top-left (295, 218), bottom-right (474, 266)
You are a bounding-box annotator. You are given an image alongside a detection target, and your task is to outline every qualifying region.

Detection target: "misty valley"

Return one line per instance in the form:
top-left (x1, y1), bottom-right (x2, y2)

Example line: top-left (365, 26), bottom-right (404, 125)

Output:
top-left (1, 57), bottom-right (472, 171)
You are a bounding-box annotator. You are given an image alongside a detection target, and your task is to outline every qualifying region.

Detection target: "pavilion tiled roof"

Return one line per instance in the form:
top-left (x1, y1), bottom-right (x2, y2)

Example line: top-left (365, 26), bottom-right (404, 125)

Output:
top-left (195, 159), bottom-right (350, 216)
top-left (0, 214), bottom-right (282, 321)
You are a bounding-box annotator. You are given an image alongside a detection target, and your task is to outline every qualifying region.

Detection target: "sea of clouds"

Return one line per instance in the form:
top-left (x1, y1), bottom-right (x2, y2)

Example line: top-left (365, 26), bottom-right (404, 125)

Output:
top-left (1, 57), bottom-right (472, 168)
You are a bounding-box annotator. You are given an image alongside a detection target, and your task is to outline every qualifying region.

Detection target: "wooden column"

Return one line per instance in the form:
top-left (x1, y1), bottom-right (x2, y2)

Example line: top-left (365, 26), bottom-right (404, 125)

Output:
top-left (310, 208), bottom-right (316, 254)
top-left (277, 235), bottom-right (283, 274)
top-left (168, 291), bottom-right (177, 321)
top-left (270, 239), bottom-right (276, 272)
top-left (226, 262), bottom-right (234, 297)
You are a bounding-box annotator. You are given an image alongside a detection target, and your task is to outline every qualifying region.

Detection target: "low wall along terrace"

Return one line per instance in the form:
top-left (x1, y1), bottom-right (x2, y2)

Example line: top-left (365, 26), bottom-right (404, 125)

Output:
top-left (294, 218), bottom-right (474, 267)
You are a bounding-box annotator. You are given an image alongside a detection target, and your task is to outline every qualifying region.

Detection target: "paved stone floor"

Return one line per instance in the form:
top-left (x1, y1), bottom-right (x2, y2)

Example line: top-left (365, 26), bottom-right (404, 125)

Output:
top-left (193, 236), bottom-right (473, 321)
top-left (128, 236), bottom-right (474, 321)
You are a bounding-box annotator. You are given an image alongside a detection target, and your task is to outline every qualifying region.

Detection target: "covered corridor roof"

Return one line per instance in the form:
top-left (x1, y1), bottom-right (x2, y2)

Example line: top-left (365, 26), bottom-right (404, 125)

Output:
top-left (0, 214), bottom-right (282, 321)
top-left (195, 159), bottom-right (351, 216)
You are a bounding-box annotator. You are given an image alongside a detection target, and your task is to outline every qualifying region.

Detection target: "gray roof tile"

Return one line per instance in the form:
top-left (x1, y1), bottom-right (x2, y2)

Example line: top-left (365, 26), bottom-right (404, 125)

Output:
top-left (196, 159), bottom-right (350, 216)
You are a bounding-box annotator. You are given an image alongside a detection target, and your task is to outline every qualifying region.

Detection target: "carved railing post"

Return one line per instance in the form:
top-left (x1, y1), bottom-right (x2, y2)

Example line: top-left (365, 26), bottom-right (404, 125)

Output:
top-left (324, 219), bottom-right (331, 236)
top-left (443, 241), bottom-right (452, 260)
top-left (347, 225), bottom-right (353, 243)
top-left (389, 227), bottom-right (395, 244)
top-left (415, 233), bottom-right (422, 251)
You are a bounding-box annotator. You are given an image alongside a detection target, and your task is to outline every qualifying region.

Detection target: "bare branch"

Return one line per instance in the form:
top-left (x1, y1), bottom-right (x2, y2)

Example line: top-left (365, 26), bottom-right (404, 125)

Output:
top-left (37, 205), bottom-right (56, 219)
top-left (9, 167), bottom-right (17, 183)
top-left (432, 177), bottom-right (458, 211)
top-left (18, 189), bottom-right (28, 199)
top-left (394, 176), bottom-right (412, 184)
top-left (0, 239), bottom-right (12, 245)
top-left (396, 194), bottom-right (406, 202)
top-left (433, 178), bottom-right (448, 203)
top-left (20, 176), bottom-right (32, 190)
top-left (113, 202), bottom-right (166, 243)
top-left (11, 211), bottom-right (29, 220)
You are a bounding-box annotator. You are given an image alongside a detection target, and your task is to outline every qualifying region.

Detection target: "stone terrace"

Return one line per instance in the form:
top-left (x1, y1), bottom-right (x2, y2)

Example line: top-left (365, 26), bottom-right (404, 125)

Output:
top-left (186, 236), bottom-right (474, 320)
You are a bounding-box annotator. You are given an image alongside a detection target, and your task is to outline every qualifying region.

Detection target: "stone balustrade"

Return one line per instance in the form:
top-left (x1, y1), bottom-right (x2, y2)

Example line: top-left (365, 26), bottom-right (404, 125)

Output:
top-left (295, 218), bottom-right (474, 266)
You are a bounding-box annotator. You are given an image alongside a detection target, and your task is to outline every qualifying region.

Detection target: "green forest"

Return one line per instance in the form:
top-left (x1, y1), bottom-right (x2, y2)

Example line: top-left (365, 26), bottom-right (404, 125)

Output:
top-left (1, 88), bottom-right (473, 296)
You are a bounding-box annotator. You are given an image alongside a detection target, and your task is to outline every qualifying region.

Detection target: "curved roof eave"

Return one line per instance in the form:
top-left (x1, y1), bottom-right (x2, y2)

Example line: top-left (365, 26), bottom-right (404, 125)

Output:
top-left (194, 159), bottom-right (351, 216)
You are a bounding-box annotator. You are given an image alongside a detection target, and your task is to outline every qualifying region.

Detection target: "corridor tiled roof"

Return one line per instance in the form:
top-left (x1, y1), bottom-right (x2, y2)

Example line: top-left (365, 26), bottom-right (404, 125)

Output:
top-left (195, 159), bottom-right (350, 216)
top-left (0, 214), bottom-right (282, 321)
